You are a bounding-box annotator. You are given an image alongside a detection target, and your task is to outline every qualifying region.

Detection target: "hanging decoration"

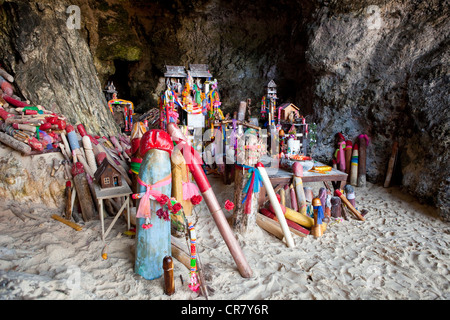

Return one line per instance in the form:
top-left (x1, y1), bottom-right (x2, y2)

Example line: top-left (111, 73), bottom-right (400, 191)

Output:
top-left (107, 98), bottom-right (134, 132)
top-left (187, 222), bottom-right (200, 293)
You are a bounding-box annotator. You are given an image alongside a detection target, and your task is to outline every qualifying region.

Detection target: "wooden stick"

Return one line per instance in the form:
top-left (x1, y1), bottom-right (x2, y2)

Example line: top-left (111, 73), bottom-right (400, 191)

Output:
top-left (350, 144), bottom-right (359, 186)
top-left (256, 213), bottom-right (308, 241)
top-left (357, 135), bottom-right (368, 187)
top-left (280, 187), bottom-right (286, 207)
top-left (335, 190), bottom-right (365, 221)
top-left (171, 148), bottom-right (192, 218)
top-left (289, 184), bottom-right (298, 212)
top-left (163, 256), bottom-right (175, 296)
top-left (73, 171), bottom-right (95, 222)
top-left (260, 208), bottom-right (309, 236)
top-left (330, 196), bottom-right (341, 218)
top-left (51, 214), bottom-right (83, 231)
top-left (232, 131), bottom-right (263, 234)
top-left (384, 141), bottom-right (398, 188)
top-left (293, 176), bottom-right (307, 216)
top-left (65, 182), bottom-right (73, 220)
top-left (0, 132), bottom-right (32, 155)
top-left (256, 162), bottom-right (295, 248)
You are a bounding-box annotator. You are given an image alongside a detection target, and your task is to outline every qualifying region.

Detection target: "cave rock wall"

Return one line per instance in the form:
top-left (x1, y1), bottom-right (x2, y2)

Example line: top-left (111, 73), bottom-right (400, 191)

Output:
top-left (306, 0), bottom-right (449, 220)
top-left (0, 0), bottom-right (118, 136)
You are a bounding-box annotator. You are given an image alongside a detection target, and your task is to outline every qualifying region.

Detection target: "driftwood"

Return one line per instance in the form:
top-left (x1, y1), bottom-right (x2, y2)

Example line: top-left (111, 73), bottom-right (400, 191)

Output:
top-left (5, 118), bottom-right (44, 125)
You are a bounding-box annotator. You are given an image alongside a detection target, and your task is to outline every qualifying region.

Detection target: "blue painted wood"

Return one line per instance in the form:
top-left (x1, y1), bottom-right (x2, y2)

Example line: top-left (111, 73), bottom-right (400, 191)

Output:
top-left (135, 149), bottom-right (172, 280)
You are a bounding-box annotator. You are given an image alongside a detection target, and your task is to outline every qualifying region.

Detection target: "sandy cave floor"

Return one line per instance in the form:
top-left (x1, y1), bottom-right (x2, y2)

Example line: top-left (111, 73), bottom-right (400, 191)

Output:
top-left (0, 175), bottom-right (449, 301)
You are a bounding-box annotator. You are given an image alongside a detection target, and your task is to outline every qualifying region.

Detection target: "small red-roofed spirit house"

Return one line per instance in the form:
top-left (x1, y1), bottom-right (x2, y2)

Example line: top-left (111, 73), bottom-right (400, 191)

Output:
top-left (94, 158), bottom-right (123, 189)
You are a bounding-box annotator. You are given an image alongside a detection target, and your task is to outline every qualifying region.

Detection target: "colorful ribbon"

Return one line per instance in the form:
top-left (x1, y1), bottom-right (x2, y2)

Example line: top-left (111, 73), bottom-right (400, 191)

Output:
top-left (237, 164), bottom-right (263, 214)
top-left (130, 158), bottom-right (142, 175)
top-left (359, 134), bottom-right (371, 146)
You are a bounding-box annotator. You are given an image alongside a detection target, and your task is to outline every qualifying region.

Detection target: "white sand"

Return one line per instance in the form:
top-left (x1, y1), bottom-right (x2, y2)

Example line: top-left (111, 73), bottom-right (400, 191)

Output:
top-left (0, 175), bottom-right (449, 300)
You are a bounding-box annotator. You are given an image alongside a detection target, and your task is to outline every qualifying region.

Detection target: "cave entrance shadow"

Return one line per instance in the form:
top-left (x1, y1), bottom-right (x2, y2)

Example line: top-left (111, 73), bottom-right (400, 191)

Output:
top-left (107, 59), bottom-right (136, 101)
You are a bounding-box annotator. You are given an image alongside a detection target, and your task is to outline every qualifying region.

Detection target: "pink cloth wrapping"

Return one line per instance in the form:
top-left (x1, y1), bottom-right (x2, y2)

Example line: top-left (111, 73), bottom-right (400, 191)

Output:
top-left (135, 175), bottom-right (172, 220)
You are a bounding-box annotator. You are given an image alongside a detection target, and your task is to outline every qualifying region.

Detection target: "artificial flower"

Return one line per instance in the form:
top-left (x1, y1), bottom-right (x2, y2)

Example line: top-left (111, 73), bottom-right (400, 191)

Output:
top-left (157, 194), bottom-right (169, 206)
top-left (191, 195), bottom-right (203, 205)
top-left (172, 202), bottom-right (182, 214)
top-left (224, 200), bottom-right (234, 211)
top-left (156, 208), bottom-right (169, 221)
